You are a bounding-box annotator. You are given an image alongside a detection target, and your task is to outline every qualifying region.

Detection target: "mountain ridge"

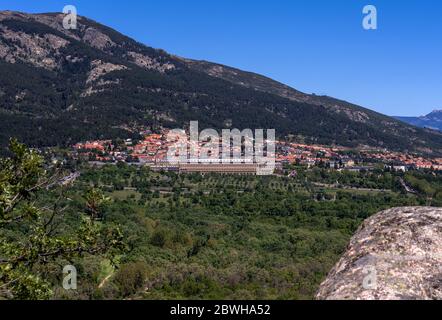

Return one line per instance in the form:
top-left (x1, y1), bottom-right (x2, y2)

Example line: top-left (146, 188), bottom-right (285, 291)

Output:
top-left (1, 11), bottom-right (442, 155)
top-left (395, 110), bottom-right (442, 132)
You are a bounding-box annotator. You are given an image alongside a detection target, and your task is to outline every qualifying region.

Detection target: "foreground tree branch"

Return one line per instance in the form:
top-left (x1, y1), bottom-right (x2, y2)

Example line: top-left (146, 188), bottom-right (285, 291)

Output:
top-left (0, 139), bottom-right (124, 299)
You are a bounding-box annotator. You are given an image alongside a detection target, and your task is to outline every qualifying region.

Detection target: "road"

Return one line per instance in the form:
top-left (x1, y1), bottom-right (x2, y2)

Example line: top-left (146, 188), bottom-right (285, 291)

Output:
top-left (399, 178), bottom-right (418, 194)
top-left (312, 182), bottom-right (391, 193)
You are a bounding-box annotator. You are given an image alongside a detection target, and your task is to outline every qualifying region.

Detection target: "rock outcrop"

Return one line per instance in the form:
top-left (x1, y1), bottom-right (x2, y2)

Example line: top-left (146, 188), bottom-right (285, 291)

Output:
top-left (316, 207), bottom-right (442, 300)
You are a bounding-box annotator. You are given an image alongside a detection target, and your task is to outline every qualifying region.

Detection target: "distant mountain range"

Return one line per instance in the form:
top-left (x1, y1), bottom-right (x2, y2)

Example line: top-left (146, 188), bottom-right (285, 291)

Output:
top-left (1, 11), bottom-right (442, 155)
top-left (395, 110), bottom-right (442, 132)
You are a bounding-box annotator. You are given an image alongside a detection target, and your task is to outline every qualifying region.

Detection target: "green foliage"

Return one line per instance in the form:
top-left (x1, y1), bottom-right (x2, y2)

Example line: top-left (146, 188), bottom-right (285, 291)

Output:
top-left (68, 163), bottom-right (434, 300)
top-left (1, 16), bottom-right (442, 155)
top-left (0, 140), bottom-right (124, 299)
top-left (85, 188), bottom-right (110, 220)
top-left (2, 145), bottom-right (441, 300)
top-left (113, 262), bottom-right (148, 297)
top-left (150, 228), bottom-right (169, 248)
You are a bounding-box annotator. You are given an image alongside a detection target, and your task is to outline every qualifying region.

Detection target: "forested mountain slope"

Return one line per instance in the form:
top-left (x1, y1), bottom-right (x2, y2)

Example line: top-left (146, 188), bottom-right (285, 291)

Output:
top-left (1, 11), bottom-right (441, 155)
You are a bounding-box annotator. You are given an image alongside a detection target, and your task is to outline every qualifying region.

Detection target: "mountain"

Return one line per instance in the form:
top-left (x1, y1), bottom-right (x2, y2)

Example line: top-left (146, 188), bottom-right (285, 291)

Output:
top-left (316, 207), bottom-right (442, 300)
top-left (395, 110), bottom-right (442, 131)
top-left (1, 10), bottom-right (442, 155)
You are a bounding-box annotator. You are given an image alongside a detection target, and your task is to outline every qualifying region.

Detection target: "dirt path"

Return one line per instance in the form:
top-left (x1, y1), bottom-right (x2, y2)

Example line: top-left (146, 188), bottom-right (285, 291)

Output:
top-left (98, 274), bottom-right (112, 289)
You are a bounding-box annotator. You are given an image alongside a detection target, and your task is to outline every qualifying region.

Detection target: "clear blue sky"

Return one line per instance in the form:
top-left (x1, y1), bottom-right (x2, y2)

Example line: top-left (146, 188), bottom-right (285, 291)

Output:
top-left (1, 0), bottom-right (441, 116)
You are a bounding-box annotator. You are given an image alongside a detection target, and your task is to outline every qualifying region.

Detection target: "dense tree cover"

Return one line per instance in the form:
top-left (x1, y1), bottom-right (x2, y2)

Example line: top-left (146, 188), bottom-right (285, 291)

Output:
top-left (3, 147), bottom-right (441, 300)
top-left (2, 12), bottom-right (442, 300)
top-left (35, 162), bottom-right (433, 300)
top-left (0, 141), bottom-right (123, 299)
top-left (298, 166), bottom-right (403, 191)
top-left (404, 171), bottom-right (442, 205)
top-left (1, 16), bottom-right (442, 155)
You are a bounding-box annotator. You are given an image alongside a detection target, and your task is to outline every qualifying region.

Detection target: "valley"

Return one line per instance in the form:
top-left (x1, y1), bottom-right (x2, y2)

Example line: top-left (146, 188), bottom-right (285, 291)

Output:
top-left (1, 6), bottom-right (442, 303)
top-left (8, 155), bottom-right (437, 300)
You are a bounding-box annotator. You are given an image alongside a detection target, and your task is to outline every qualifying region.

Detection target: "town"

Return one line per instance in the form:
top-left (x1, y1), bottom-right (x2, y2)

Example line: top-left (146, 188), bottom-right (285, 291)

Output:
top-left (67, 129), bottom-right (442, 174)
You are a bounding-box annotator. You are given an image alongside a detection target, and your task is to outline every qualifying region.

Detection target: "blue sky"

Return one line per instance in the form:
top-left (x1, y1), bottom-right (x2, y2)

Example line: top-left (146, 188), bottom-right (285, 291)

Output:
top-left (1, 0), bottom-right (441, 116)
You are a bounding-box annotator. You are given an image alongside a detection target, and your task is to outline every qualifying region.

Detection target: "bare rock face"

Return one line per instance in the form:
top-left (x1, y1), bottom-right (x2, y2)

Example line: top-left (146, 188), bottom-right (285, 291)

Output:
top-left (316, 207), bottom-right (442, 300)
